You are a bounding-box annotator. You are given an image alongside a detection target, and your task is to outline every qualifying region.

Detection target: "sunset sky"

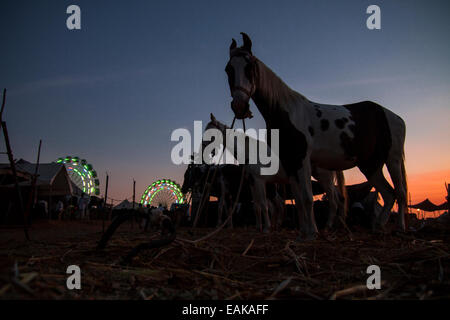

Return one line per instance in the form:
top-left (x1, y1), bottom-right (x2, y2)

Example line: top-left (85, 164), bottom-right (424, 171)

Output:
top-left (0, 0), bottom-right (449, 207)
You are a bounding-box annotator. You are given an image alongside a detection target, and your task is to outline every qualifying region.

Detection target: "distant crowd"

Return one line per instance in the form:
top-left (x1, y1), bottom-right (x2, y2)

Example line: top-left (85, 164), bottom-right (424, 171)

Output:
top-left (32, 193), bottom-right (99, 222)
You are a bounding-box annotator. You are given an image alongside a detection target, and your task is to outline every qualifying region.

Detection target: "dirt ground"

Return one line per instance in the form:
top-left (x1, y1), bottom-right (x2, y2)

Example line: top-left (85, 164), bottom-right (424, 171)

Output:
top-left (0, 218), bottom-right (449, 300)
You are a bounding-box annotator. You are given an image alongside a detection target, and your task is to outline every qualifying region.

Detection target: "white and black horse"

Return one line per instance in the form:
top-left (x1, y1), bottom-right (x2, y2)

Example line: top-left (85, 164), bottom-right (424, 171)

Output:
top-left (225, 33), bottom-right (408, 239)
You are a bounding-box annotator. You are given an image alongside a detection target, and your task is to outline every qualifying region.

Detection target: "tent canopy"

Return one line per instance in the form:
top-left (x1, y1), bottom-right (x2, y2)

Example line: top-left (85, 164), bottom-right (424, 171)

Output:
top-left (409, 198), bottom-right (444, 212)
top-left (114, 199), bottom-right (140, 210)
top-left (0, 159), bottom-right (73, 196)
top-left (436, 202), bottom-right (449, 211)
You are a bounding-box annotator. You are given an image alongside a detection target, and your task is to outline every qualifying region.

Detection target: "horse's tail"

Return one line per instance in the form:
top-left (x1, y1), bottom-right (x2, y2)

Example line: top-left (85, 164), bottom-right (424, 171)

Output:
top-left (401, 149), bottom-right (409, 228)
top-left (335, 170), bottom-right (348, 218)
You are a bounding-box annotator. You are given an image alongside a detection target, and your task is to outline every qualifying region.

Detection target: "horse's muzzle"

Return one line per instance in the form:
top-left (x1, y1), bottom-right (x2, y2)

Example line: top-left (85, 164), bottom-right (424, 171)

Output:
top-left (231, 100), bottom-right (253, 119)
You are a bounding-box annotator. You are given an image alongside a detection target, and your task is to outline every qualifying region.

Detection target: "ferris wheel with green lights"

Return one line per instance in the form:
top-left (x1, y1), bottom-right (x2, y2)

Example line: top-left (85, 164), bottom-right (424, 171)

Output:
top-left (140, 179), bottom-right (184, 208)
top-left (56, 156), bottom-right (100, 196)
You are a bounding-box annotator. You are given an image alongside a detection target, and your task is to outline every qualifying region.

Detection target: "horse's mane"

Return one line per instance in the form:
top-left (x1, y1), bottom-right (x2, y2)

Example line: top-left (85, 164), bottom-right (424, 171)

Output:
top-left (254, 58), bottom-right (309, 112)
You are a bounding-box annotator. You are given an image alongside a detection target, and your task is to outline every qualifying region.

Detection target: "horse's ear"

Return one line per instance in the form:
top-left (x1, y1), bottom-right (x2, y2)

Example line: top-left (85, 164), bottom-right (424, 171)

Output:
top-left (240, 32), bottom-right (252, 54)
top-left (230, 38), bottom-right (237, 51)
top-left (210, 113), bottom-right (216, 121)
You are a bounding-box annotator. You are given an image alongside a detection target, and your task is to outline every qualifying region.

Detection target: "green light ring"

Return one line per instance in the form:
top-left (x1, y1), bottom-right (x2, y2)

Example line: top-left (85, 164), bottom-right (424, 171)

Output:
top-left (149, 188), bottom-right (172, 205)
top-left (140, 179), bottom-right (184, 206)
top-left (152, 183), bottom-right (183, 201)
top-left (147, 188), bottom-right (178, 207)
top-left (57, 156), bottom-right (100, 196)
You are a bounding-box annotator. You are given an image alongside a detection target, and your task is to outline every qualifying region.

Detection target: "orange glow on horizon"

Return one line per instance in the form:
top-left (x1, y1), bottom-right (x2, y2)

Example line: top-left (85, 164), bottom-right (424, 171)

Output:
top-left (343, 168), bottom-right (449, 205)
top-left (406, 169), bottom-right (450, 205)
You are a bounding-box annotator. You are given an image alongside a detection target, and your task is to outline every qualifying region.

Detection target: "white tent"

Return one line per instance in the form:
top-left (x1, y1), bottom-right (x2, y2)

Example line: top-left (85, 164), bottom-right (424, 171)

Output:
top-left (113, 199), bottom-right (139, 210)
top-left (0, 159), bottom-right (73, 196)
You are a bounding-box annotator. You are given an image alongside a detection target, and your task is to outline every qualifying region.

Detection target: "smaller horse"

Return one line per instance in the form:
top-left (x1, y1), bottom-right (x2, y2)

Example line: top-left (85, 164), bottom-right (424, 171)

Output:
top-left (183, 154), bottom-right (285, 231)
top-left (182, 161), bottom-right (253, 227)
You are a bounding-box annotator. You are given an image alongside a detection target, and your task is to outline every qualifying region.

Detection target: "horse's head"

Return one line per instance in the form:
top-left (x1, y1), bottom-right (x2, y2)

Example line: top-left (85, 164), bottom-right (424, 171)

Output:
top-left (225, 32), bottom-right (257, 119)
top-left (205, 113), bottom-right (228, 135)
top-left (181, 162), bottom-right (210, 194)
top-left (202, 113), bottom-right (229, 160)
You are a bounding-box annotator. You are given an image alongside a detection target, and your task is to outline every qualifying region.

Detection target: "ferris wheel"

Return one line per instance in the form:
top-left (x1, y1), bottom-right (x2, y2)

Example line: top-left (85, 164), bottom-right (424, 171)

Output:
top-left (56, 156), bottom-right (100, 196)
top-left (140, 179), bottom-right (184, 208)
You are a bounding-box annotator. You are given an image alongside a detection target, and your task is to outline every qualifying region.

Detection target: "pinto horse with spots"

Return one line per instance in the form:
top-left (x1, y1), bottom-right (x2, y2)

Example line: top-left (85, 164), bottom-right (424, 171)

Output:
top-left (225, 33), bottom-right (408, 239)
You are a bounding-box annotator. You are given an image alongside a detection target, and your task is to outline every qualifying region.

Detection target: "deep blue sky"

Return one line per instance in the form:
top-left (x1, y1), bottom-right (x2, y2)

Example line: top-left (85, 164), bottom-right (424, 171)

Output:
top-left (1, 0), bottom-right (449, 202)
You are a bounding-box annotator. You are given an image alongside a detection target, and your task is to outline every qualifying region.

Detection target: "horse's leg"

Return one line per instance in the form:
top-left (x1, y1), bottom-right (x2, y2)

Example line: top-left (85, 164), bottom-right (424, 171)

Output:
top-left (273, 190), bottom-right (285, 230)
top-left (217, 192), bottom-right (225, 227)
top-left (369, 169), bottom-right (396, 231)
top-left (291, 162), bottom-right (317, 240)
top-left (268, 192), bottom-right (282, 231)
top-left (253, 182), bottom-right (270, 232)
top-left (225, 194), bottom-right (233, 228)
top-left (268, 200), bottom-right (275, 230)
top-left (259, 183), bottom-right (271, 233)
top-left (216, 176), bottom-right (229, 227)
top-left (266, 184), bottom-right (276, 230)
top-left (250, 183), bottom-right (263, 232)
top-left (314, 168), bottom-right (338, 230)
top-left (383, 105), bottom-right (407, 231)
top-left (278, 185), bottom-right (287, 228)
top-left (386, 157), bottom-right (407, 231)
top-left (254, 202), bottom-right (262, 232)
top-left (334, 170), bottom-right (347, 222)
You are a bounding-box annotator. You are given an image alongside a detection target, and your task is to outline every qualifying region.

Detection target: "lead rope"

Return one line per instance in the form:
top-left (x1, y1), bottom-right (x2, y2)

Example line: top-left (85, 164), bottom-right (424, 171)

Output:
top-left (181, 117), bottom-right (247, 245)
top-left (192, 166), bottom-right (212, 227)
top-left (192, 117), bottom-right (237, 228)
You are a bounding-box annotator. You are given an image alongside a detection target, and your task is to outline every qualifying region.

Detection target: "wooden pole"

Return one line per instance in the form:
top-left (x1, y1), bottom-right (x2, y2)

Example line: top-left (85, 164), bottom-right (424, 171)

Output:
top-left (132, 179), bottom-right (136, 210)
top-left (445, 182), bottom-right (449, 213)
top-left (0, 89), bottom-right (29, 240)
top-left (192, 117), bottom-right (237, 228)
top-left (408, 192), bottom-right (411, 215)
top-left (48, 185), bottom-right (52, 220)
top-left (110, 199), bottom-right (114, 220)
top-left (130, 179), bottom-right (136, 229)
top-left (2, 123), bottom-right (29, 239)
top-left (0, 88), bottom-right (7, 120)
top-left (102, 173), bottom-right (109, 233)
top-left (25, 139), bottom-right (42, 225)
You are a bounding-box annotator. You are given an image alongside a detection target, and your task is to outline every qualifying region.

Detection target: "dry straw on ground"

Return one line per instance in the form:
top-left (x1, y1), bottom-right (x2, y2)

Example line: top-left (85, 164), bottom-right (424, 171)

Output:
top-left (0, 218), bottom-right (449, 299)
